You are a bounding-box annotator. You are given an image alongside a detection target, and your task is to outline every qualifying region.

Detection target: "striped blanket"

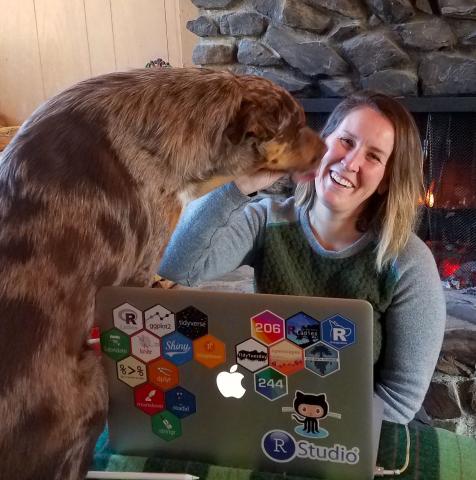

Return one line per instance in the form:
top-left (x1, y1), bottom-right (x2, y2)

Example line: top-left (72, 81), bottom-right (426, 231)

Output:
top-left (92, 420), bottom-right (476, 479)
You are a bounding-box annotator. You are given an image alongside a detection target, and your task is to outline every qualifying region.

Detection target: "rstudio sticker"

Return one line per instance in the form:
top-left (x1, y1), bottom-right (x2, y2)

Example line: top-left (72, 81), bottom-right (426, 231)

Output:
top-left (261, 430), bottom-right (359, 465)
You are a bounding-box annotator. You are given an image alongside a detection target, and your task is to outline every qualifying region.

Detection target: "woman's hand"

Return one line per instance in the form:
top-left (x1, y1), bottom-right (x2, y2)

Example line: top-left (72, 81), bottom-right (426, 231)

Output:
top-left (234, 169), bottom-right (285, 196)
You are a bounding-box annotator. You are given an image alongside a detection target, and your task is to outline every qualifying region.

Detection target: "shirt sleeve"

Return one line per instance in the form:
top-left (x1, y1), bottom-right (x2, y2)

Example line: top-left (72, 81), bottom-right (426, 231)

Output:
top-left (375, 235), bottom-right (446, 424)
top-left (158, 182), bottom-right (267, 286)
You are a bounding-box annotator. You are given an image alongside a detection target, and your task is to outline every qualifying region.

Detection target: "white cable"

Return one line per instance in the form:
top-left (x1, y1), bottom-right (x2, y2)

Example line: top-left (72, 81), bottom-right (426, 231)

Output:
top-left (374, 424), bottom-right (410, 476)
top-left (86, 472), bottom-right (199, 480)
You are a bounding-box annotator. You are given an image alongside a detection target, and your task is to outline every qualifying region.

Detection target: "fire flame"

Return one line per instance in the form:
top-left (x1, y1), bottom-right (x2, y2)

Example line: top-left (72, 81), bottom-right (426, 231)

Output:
top-left (424, 180), bottom-right (435, 208)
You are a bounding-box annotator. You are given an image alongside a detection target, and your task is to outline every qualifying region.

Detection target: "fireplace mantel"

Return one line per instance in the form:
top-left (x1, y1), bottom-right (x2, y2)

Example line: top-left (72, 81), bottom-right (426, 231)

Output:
top-left (300, 96), bottom-right (476, 112)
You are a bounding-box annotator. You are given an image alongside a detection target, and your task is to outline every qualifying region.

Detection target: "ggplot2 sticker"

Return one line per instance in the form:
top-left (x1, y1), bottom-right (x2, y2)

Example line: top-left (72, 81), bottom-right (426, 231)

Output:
top-left (145, 304), bottom-right (175, 337)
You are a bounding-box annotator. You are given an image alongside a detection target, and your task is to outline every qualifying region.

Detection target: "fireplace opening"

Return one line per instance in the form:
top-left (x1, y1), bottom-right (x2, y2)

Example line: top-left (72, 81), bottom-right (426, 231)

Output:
top-left (305, 109), bottom-right (476, 291)
top-left (417, 112), bottom-right (476, 291)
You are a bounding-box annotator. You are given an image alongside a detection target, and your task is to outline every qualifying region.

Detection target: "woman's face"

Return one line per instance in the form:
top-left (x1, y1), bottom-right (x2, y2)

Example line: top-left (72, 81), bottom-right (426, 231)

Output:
top-left (314, 106), bottom-right (395, 217)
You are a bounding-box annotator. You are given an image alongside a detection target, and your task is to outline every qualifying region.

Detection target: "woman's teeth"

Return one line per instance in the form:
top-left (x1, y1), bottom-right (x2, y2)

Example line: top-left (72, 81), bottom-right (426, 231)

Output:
top-left (330, 171), bottom-right (354, 188)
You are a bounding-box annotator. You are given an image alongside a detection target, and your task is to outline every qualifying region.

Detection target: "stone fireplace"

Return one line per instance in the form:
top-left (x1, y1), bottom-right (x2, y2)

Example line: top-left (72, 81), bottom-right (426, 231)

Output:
top-left (186, 0), bottom-right (476, 435)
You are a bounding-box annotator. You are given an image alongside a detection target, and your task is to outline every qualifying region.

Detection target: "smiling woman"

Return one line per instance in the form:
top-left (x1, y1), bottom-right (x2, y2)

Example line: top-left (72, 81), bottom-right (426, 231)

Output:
top-left (159, 90), bottom-right (445, 428)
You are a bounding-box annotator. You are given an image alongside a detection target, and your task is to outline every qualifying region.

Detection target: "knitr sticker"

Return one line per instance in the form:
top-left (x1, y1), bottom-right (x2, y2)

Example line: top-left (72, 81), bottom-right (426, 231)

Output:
top-left (236, 338), bottom-right (268, 372)
top-left (251, 310), bottom-right (285, 345)
top-left (269, 340), bottom-right (304, 375)
top-left (285, 312), bottom-right (321, 348)
top-left (131, 330), bottom-right (161, 362)
top-left (321, 315), bottom-right (356, 349)
top-left (113, 303), bottom-right (143, 335)
top-left (305, 342), bottom-right (340, 377)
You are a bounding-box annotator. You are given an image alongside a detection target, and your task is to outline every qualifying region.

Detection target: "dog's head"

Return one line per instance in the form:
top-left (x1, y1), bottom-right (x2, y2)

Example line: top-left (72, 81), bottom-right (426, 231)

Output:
top-left (226, 74), bottom-right (325, 172)
top-left (181, 70), bottom-right (326, 199)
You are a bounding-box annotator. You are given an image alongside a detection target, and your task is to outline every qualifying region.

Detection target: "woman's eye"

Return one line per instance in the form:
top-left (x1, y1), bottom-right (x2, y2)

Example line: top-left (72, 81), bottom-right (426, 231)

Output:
top-left (340, 137), bottom-right (352, 147)
top-left (369, 153), bottom-right (382, 163)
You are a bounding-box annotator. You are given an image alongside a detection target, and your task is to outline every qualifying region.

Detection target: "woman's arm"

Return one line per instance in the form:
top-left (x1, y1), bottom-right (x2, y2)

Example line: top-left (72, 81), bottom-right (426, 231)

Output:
top-left (158, 182), bottom-right (268, 286)
top-left (375, 235), bottom-right (446, 424)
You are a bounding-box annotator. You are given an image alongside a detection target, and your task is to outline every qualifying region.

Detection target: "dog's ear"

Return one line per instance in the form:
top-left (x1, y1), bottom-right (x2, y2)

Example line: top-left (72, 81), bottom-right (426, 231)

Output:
top-left (224, 99), bottom-right (276, 145)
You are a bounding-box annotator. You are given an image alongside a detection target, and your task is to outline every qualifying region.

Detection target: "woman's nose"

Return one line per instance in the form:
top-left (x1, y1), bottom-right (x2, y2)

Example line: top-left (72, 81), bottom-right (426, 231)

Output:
top-left (341, 150), bottom-right (363, 172)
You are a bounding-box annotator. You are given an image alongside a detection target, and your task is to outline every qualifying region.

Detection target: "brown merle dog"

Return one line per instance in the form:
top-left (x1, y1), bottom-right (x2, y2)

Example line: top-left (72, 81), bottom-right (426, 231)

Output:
top-left (0, 67), bottom-right (325, 480)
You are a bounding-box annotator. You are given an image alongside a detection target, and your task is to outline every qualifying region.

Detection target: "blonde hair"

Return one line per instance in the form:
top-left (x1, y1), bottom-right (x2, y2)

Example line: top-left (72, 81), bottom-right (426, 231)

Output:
top-left (295, 91), bottom-right (424, 271)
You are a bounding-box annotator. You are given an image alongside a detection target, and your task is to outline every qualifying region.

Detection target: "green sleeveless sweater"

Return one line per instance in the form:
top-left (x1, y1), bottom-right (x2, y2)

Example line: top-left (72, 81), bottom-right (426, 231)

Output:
top-left (254, 222), bottom-right (398, 362)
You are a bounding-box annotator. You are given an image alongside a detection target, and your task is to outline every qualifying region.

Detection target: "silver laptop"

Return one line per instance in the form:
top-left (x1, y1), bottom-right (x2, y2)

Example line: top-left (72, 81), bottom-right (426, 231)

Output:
top-left (95, 286), bottom-right (383, 480)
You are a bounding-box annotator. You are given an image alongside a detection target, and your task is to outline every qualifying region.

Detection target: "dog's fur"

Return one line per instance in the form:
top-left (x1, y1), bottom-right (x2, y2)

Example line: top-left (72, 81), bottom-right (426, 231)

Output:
top-left (0, 67), bottom-right (325, 480)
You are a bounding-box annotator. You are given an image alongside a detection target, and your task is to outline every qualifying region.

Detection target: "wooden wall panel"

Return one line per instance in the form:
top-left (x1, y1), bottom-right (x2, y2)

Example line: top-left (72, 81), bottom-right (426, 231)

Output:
top-left (165, 0), bottom-right (182, 67)
top-left (84, 0), bottom-right (116, 75)
top-left (35, 0), bottom-right (91, 98)
top-left (179, 0), bottom-right (198, 67)
top-left (0, 0), bottom-right (198, 123)
top-left (111, 0), bottom-right (169, 71)
top-left (0, 0), bottom-right (45, 124)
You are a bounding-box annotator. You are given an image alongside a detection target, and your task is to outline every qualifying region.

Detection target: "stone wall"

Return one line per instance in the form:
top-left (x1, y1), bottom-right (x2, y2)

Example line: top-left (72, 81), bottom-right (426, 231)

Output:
top-left (187, 0), bottom-right (476, 97)
top-left (423, 290), bottom-right (476, 436)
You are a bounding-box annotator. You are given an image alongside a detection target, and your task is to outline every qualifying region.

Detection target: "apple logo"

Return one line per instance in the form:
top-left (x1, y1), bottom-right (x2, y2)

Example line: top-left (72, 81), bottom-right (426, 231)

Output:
top-left (216, 364), bottom-right (246, 399)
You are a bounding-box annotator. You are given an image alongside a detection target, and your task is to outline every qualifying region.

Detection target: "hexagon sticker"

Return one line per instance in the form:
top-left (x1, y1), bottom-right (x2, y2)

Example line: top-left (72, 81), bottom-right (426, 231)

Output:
top-left (162, 332), bottom-right (193, 366)
top-left (286, 312), bottom-right (321, 348)
top-left (255, 367), bottom-right (287, 401)
top-left (236, 338), bottom-right (268, 372)
top-left (145, 304), bottom-right (175, 338)
top-left (101, 328), bottom-right (130, 361)
top-left (113, 303), bottom-right (143, 335)
top-left (175, 306), bottom-right (208, 339)
top-left (151, 411), bottom-right (182, 441)
top-left (131, 331), bottom-right (161, 363)
top-left (194, 334), bottom-right (226, 368)
top-left (134, 383), bottom-right (165, 415)
top-left (305, 342), bottom-right (340, 377)
top-left (251, 310), bottom-right (285, 346)
top-left (147, 358), bottom-right (179, 390)
top-left (165, 386), bottom-right (196, 419)
top-left (269, 340), bottom-right (304, 376)
top-left (117, 356), bottom-right (147, 387)
top-left (321, 314), bottom-right (356, 350)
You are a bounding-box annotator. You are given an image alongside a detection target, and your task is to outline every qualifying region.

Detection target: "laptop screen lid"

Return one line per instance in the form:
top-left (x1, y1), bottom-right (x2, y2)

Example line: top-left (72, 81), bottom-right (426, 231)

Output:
top-left (96, 286), bottom-right (379, 480)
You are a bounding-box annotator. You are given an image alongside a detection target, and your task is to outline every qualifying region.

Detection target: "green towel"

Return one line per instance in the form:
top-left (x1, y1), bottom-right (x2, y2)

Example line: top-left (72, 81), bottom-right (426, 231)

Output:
top-left (92, 421), bottom-right (476, 479)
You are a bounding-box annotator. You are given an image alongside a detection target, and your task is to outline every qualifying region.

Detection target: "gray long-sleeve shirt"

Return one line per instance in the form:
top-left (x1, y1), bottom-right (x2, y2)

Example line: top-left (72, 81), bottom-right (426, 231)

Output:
top-left (159, 183), bottom-right (446, 424)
